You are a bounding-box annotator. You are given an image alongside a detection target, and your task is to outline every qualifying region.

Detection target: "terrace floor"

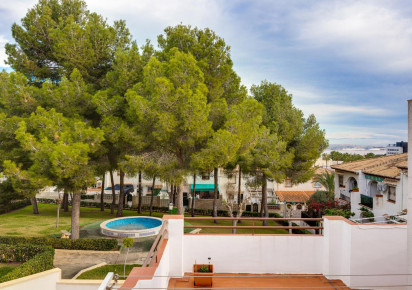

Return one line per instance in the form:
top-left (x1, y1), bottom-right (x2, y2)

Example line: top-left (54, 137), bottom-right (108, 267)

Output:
top-left (168, 273), bottom-right (351, 290)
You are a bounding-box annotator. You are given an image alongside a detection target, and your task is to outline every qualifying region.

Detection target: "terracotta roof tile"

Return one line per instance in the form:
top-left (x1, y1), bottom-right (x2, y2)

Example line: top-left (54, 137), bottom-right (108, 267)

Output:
top-left (331, 153), bottom-right (407, 179)
top-left (275, 191), bottom-right (316, 203)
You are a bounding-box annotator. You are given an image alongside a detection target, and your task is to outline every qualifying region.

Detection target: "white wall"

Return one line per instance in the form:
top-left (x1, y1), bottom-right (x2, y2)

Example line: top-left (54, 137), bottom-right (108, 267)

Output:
top-left (57, 280), bottom-right (125, 290)
top-left (183, 235), bottom-right (324, 274)
top-left (176, 217), bottom-right (407, 289)
top-left (135, 245), bottom-right (170, 290)
top-left (0, 268), bottom-right (60, 290)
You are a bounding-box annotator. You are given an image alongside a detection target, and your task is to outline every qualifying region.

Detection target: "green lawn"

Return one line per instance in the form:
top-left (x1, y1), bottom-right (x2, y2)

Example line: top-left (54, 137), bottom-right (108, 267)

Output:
top-left (76, 264), bottom-right (141, 279)
top-left (0, 263), bottom-right (21, 277)
top-left (0, 204), bottom-right (163, 237)
top-left (184, 219), bottom-right (289, 234)
top-left (0, 203), bottom-right (289, 237)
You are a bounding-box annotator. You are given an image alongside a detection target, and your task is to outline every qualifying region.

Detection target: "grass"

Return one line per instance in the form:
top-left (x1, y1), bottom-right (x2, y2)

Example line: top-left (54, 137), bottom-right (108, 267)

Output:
top-left (0, 203), bottom-right (291, 237)
top-left (0, 263), bottom-right (21, 277)
top-left (76, 264), bottom-right (141, 279)
top-left (0, 204), bottom-right (163, 237)
top-left (184, 218), bottom-right (289, 234)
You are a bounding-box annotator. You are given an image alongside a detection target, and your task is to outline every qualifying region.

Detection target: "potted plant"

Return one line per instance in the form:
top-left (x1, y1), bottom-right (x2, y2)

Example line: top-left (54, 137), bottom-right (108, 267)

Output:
top-left (352, 187), bottom-right (359, 192)
top-left (193, 264), bottom-right (213, 287)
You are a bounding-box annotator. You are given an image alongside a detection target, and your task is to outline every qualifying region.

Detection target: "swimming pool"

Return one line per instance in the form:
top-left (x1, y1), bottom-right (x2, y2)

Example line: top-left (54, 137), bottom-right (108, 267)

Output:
top-left (100, 216), bottom-right (163, 238)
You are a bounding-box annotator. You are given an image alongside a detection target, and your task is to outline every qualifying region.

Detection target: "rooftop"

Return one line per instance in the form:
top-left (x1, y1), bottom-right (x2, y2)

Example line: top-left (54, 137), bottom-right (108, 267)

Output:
top-left (168, 273), bottom-right (351, 290)
top-left (331, 153), bottom-right (407, 179)
top-left (275, 190), bottom-right (316, 203)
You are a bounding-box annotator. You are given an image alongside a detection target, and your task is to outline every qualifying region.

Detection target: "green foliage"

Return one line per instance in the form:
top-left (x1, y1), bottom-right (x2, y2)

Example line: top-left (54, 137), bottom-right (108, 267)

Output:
top-left (5, 0), bottom-right (131, 87)
top-left (0, 244), bottom-right (54, 283)
top-left (324, 208), bottom-right (355, 219)
top-left (122, 237), bottom-right (134, 248)
top-left (313, 170), bottom-right (335, 198)
top-left (360, 207), bottom-right (374, 218)
top-left (308, 191), bottom-right (331, 204)
top-left (197, 266), bottom-right (211, 273)
top-left (330, 151), bottom-right (383, 162)
top-left (77, 264), bottom-right (141, 279)
top-left (0, 236), bottom-right (118, 251)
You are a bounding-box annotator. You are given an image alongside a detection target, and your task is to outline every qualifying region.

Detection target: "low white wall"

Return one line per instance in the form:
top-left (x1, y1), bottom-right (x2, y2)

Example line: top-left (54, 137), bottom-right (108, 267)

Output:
top-left (349, 223), bottom-right (407, 288)
top-left (57, 280), bottom-right (124, 290)
top-left (135, 243), bottom-right (170, 289)
top-left (183, 235), bottom-right (324, 274)
top-left (0, 268), bottom-right (61, 290)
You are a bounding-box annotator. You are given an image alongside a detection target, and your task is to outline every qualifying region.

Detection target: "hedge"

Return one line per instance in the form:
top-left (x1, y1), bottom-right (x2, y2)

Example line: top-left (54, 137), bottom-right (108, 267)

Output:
top-left (36, 198), bottom-right (284, 219)
top-left (0, 244), bottom-right (54, 283)
top-left (0, 199), bottom-right (32, 215)
top-left (0, 236), bottom-right (118, 251)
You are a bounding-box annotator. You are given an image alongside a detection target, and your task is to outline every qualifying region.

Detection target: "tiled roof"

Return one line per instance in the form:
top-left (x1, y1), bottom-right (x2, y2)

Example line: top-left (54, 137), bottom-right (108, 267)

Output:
top-left (396, 161), bottom-right (408, 169)
top-left (331, 153), bottom-right (407, 179)
top-left (275, 190), bottom-right (316, 203)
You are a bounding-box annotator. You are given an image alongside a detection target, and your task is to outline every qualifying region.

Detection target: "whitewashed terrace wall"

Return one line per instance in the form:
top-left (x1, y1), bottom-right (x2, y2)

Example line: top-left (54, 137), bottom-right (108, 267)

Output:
top-left (175, 217), bottom-right (408, 289)
top-left (0, 268), bottom-right (60, 290)
top-left (183, 235), bottom-right (323, 274)
top-left (134, 244), bottom-right (170, 289)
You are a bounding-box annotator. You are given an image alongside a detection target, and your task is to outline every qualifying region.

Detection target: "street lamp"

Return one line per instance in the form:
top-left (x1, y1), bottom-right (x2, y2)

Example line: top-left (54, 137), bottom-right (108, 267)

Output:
top-left (168, 202), bottom-right (173, 214)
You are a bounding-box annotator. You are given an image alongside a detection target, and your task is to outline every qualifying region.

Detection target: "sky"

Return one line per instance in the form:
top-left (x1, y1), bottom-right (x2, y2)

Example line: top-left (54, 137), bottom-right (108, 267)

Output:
top-left (0, 0), bottom-right (411, 146)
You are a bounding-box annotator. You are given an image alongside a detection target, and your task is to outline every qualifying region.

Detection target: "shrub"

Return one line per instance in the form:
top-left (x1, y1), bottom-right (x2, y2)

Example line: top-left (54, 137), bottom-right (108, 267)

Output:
top-left (0, 244), bottom-right (54, 283)
top-left (324, 208), bottom-right (354, 219)
top-left (0, 236), bottom-right (118, 251)
top-left (0, 199), bottom-right (31, 214)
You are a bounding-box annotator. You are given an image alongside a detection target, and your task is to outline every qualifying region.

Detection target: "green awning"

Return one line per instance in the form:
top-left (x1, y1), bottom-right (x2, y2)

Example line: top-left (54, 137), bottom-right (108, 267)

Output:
top-left (190, 184), bottom-right (218, 191)
top-left (365, 175), bottom-right (383, 182)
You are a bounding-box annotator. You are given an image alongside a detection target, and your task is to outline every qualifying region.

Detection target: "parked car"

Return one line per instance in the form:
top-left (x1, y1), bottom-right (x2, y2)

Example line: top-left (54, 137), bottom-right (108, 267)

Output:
top-left (105, 184), bottom-right (134, 194)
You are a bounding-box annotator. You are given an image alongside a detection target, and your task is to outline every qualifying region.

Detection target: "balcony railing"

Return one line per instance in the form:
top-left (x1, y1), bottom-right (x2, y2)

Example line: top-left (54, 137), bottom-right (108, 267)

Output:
top-left (184, 217), bottom-right (323, 235)
top-left (360, 194), bottom-right (373, 209)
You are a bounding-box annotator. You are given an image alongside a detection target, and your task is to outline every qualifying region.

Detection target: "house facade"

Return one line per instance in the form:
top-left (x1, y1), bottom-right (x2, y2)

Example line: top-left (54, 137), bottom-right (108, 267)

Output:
top-left (331, 153), bottom-right (408, 218)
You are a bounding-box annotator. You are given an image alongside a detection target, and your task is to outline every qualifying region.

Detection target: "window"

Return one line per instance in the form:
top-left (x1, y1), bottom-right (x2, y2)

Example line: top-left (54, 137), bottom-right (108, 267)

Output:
top-left (388, 186), bottom-right (396, 202)
top-left (202, 173), bottom-right (210, 180)
top-left (312, 178), bottom-right (322, 188)
top-left (285, 179), bottom-right (292, 187)
top-left (338, 175), bottom-right (344, 187)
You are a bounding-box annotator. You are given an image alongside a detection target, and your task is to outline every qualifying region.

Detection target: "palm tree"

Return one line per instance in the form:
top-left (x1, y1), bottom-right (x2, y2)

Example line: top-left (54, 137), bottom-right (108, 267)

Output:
top-left (322, 153), bottom-right (331, 168)
top-left (314, 170), bottom-right (335, 200)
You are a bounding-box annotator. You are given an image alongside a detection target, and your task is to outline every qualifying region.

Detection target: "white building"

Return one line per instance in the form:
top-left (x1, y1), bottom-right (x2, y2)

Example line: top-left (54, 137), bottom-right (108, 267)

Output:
top-left (331, 153), bottom-right (408, 219)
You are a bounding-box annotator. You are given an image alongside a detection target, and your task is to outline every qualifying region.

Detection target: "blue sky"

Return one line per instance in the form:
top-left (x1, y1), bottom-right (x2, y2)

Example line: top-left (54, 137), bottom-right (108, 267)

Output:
top-left (0, 0), bottom-right (411, 146)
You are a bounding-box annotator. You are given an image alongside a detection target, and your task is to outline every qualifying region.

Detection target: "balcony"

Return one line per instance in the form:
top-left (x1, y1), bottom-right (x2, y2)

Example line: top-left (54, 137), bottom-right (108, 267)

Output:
top-left (360, 194), bottom-right (373, 209)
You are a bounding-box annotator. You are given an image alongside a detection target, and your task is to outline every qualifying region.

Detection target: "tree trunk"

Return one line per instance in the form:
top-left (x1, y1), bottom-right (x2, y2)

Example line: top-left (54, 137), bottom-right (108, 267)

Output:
top-left (63, 192), bottom-right (69, 212)
top-left (71, 192), bottom-right (81, 240)
top-left (191, 174), bottom-right (196, 217)
top-left (117, 170), bottom-right (125, 217)
top-left (31, 197), bottom-right (39, 214)
top-left (176, 184), bottom-right (184, 215)
top-left (56, 200), bottom-right (61, 228)
top-left (238, 166), bottom-right (242, 224)
top-left (232, 219), bottom-right (238, 234)
top-left (110, 170), bottom-right (116, 214)
top-left (138, 171), bottom-right (142, 214)
top-left (173, 184), bottom-right (176, 205)
top-left (213, 167), bottom-right (218, 223)
top-left (150, 176), bottom-right (156, 216)
top-left (100, 174), bottom-right (105, 211)
top-left (262, 175), bottom-right (268, 226)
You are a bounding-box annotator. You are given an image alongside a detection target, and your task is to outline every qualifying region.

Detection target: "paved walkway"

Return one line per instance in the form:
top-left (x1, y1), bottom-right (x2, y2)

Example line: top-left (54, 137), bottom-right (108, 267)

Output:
top-left (54, 248), bottom-right (148, 279)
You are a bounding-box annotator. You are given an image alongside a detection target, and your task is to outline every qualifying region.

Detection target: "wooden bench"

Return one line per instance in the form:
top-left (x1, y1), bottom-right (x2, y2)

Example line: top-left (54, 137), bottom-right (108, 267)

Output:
top-left (189, 228), bottom-right (202, 234)
top-left (61, 230), bottom-right (71, 239)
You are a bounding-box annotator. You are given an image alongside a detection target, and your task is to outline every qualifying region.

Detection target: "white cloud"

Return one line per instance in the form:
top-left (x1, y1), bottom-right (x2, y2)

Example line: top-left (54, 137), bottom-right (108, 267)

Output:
top-left (296, 1), bottom-right (412, 73)
top-left (297, 103), bottom-right (392, 122)
top-left (0, 35), bottom-right (9, 67)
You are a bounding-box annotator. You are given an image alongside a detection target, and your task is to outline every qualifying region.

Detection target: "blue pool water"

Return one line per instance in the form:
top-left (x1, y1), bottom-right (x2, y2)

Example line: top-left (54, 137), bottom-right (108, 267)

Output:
top-left (105, 217), bottom-right (162, 231)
